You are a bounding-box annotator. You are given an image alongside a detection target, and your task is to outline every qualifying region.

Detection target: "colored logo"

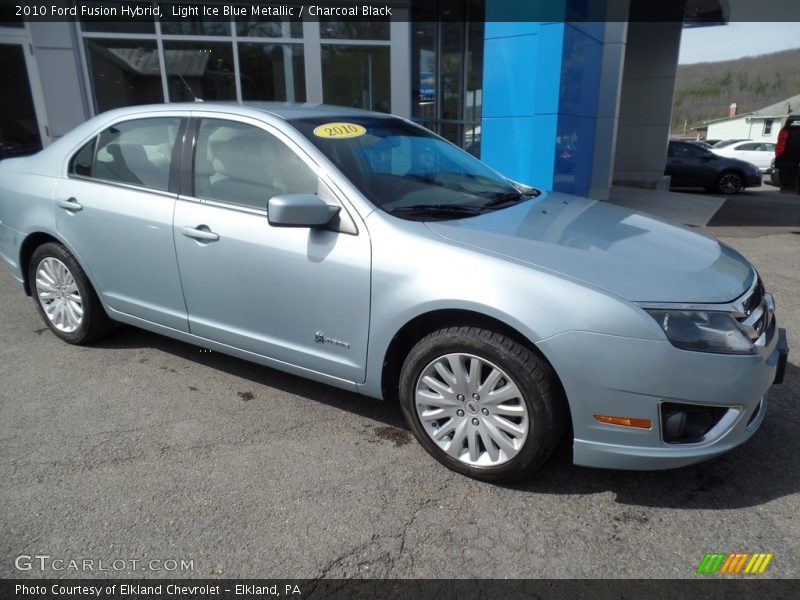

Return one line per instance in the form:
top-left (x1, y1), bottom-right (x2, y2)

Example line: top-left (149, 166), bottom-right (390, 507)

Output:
top-left (696, 552), bottom-right (773, 574)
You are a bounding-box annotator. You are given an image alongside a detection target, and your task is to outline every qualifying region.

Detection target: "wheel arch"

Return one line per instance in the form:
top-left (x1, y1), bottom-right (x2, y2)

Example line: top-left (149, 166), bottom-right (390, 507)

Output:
top-left (379, 309), bottom-right (568, 410)
top-left (19, 232), bottom-right (62, 296)
top-left (19, 231), bottom-right (99, 299)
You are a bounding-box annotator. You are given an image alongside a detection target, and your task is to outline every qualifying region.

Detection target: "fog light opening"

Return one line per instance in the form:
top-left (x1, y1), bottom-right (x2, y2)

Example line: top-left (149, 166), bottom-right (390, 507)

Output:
top-left (660, 403), bottom-right (729, 444)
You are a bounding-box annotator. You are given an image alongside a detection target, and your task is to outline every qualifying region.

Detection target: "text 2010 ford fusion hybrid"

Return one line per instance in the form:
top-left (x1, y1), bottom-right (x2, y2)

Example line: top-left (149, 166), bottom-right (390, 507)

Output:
top-left (0, 103), bottom-right (789, 481)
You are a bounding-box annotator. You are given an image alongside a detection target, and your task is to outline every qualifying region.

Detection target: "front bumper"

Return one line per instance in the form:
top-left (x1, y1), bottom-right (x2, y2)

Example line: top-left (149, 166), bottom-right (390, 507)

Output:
top-left (537, 324), bottom-right (787, 471)
top-left (744, 172), bottom-right (763, 187)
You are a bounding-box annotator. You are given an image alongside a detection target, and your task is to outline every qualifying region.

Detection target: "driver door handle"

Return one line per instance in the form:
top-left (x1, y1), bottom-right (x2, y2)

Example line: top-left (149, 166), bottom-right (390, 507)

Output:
top-left (181, 226), bottom-right (219, 242)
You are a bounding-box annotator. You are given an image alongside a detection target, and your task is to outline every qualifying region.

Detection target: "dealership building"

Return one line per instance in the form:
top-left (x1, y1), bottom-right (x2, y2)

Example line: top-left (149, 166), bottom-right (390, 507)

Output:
top-left (1, 0), bottom-right (721, 199)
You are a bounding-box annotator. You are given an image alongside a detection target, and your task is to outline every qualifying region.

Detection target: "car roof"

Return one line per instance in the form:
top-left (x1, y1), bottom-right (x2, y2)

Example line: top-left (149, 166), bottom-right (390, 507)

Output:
top-left (97, 101), bottom-right (394, 122)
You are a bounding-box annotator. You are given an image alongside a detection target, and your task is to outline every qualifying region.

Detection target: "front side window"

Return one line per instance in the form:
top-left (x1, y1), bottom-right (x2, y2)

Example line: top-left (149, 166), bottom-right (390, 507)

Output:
top-left (94, 118), bottom-right (181, 191)
top-left (669, 142), bottom-right (705, 158)
top-left (292, 116), bottom-right (528, 220)
top-left (193, 119), bottom-right (317, 210)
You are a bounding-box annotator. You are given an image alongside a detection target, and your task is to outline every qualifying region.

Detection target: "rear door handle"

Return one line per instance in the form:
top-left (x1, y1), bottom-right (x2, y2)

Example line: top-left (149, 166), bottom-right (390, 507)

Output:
top-left (181, 226), bottom-right (219, 242)
top-left (56, 197), bottom-right (83, 212)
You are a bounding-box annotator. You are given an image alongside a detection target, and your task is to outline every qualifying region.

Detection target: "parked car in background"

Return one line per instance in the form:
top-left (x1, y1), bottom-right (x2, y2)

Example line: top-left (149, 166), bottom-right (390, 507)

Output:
top-left (712, 140), bottom-right (776, 172)
top-left (713, 139), bottom-right (749, 149)
top-left (704, 139), bottom-right (721, 146)
top-left (685, 140), bottom-right (714, 150)
top-left (666, 140), bottom-right (762, 194)
top-left (0, 103), bottom-right (788, 481)
top-left (773, 115), bottom-right (800, 194)
top-left (767, 157), bottom-right (779, 187)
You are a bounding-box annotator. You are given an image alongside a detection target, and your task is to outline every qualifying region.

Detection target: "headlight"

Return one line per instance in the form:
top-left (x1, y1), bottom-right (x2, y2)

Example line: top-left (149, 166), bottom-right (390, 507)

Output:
top-left (644, 309), bottom-right (755, 355)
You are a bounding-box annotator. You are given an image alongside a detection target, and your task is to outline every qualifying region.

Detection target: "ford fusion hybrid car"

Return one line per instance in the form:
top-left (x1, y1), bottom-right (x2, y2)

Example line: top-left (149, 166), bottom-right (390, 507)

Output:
top-left (0, 103), bottom-right (789, 481)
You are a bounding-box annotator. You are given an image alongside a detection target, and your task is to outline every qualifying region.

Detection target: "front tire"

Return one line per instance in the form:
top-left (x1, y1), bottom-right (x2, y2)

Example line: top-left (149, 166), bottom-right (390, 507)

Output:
top-left (29, 242), bottom-right (114, 344)
top-left (716, 171), bottom-right (744, 194)
top-left (399, 326), bottom-right (566, 482)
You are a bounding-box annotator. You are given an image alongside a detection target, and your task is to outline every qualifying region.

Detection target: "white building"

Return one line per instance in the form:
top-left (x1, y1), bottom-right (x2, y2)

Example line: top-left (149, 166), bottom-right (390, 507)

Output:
top-left (702, 94), bottom-right (800, 143)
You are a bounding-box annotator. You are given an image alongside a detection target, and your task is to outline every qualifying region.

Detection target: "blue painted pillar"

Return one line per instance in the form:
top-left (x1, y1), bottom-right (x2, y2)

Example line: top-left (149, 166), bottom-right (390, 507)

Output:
top-left (481, 1), bottom-right (607, 197)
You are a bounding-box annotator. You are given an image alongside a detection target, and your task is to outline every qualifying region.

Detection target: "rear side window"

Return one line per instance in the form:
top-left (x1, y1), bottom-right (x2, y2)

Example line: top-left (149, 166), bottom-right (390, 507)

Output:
top-left (91, 118), bottom-right (181, 191)
top-left (193, 118), bottom-right (317, 210)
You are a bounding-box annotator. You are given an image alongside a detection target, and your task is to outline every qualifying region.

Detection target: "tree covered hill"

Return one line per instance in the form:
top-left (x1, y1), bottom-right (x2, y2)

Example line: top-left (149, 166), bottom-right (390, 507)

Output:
top-left (670, 47), bottom-right (800, 133)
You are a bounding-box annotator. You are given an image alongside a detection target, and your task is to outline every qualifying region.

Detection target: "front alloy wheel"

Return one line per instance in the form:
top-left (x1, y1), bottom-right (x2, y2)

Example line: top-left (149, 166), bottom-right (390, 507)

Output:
top-left (415, 353), bottom-right (529, 466)
top-left (399, 326), bottom-right (566, 482)
top-left (717, 171), bottom-right (744, 194)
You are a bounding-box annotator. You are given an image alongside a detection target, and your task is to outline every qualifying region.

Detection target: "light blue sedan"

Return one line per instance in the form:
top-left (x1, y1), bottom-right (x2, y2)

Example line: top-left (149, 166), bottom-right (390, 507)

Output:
top-left (0, 103), bottom-right (789, 481)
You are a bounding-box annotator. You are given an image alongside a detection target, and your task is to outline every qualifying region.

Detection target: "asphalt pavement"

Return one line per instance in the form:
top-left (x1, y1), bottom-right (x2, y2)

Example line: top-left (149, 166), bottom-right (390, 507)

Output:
top-left (1, 191), bottom-right (798, 579)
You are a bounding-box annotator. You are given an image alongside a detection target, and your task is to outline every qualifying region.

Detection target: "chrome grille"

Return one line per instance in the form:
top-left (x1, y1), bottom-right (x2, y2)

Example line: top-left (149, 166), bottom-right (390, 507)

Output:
top-left (733, 277), bottom-right (774, 344)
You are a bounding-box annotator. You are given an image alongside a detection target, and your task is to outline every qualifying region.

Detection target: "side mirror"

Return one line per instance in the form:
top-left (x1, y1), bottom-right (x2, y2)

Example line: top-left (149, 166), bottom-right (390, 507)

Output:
top-left (267, 194), bottom-right (341, 228)
top-left (702, 152), bottom-right (716, 161)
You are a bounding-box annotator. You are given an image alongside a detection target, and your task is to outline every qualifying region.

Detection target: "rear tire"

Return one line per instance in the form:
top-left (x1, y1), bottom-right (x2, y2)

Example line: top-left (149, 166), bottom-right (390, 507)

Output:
top-left (398, 326), bottom-right (566, 482)
top-left (29, 242), bottom-right (114, 344)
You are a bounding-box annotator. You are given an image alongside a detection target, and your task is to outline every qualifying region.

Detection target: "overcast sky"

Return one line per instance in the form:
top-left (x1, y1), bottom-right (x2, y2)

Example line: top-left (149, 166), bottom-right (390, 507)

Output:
top-left (679, 22), bottom-right (800, 64)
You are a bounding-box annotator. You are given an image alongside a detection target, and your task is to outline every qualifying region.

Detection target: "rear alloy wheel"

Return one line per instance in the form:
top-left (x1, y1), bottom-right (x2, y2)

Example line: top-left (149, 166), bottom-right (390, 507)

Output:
top-left (717, 171), bottom-right (744, 194)
top-left (399, 326), bottom-right (566, 482)
top-left (29, 242), bottom-right (114, 344)
top-left (35, 257), bottom-right (83, 333)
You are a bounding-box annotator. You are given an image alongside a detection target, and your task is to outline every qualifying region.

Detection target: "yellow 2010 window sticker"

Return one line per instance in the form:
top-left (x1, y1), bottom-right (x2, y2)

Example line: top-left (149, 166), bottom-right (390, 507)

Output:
top-left (313, 122), bottom-right (367, 139)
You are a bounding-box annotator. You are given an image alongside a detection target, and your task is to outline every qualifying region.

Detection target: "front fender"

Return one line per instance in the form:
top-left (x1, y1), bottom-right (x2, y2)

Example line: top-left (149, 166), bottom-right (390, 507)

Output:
top-left (358, 214), bottom-right (664, 399)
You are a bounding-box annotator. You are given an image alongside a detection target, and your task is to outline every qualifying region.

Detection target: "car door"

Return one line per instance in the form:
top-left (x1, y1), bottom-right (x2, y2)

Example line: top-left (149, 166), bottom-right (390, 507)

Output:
top-left (728, 142), bottom-right (759, 168)
top-left (172, 115), bottom-right (371, 382)
top-left (666, 142), bottom-right (715, 186)
top-left (54, 115), bottom-right (190, 331)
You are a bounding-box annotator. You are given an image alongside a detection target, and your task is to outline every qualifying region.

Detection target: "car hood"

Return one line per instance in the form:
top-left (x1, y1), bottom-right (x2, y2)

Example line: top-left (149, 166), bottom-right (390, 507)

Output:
top-left (424, 191), bottom-right (754, 303)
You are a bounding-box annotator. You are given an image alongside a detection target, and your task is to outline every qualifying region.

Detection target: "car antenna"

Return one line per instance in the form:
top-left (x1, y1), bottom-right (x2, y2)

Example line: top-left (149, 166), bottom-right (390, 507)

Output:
top-left (177, 74), bottom-right (203, 103)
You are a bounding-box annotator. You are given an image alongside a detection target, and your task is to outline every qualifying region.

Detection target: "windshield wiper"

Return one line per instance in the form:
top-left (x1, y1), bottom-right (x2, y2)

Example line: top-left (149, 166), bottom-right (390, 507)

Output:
top-left (482, 191), bottom-right (525, 209)
top-left (390, 204), bottom-right (485, 218)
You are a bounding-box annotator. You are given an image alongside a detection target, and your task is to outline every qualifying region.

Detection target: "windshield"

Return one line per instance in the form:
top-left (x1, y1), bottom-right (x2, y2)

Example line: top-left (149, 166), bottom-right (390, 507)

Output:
top-left (291, 116), bottom-right (535, 220)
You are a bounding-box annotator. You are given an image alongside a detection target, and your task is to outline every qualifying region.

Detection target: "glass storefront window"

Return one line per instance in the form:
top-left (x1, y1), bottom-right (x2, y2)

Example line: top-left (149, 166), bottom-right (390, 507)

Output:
top-left (0, 43), bottom-right (42, 157)
top-left (321, 45), bottom-right (390, 113)
top-left (465, 19), bottom-right (483, 124)
top-left (440, 122), bottom-right (463, 148)
top-left (412, 22), bottom-right (436, 121)
top-left (160, 17), bottom-right (231, 36)
top-left (236, 18), bottom-right (302, 38)
top-left (440, 13), bottom-right (465, 122)
top-left (319, 20), bottom-right (390, 40)
top-left (85, 39), bottom-right (164, 112)
top-left (410, 0), bottom-right (484, 156)
top-left (238, 43), bottom-right (306, 102)
top-left (163, 42), bottom-right (235, 101)
top-left (80, 21), bottom-right (156, 34)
